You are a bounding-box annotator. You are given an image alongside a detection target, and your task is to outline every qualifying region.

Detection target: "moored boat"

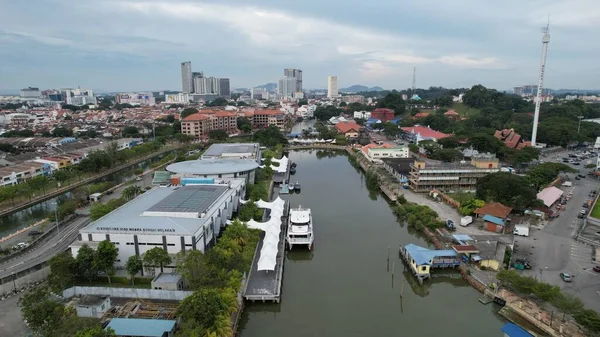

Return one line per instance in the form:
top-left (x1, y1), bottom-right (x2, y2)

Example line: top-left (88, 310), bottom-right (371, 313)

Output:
top-left (286, 205), bottom-right (314, 250)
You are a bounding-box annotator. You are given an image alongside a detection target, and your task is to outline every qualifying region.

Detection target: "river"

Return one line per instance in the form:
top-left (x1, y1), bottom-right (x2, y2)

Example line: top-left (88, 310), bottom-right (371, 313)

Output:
top-left (0, 154), bottom-right (168, 238)
top-left (238, 150), bottom-right (507, 337)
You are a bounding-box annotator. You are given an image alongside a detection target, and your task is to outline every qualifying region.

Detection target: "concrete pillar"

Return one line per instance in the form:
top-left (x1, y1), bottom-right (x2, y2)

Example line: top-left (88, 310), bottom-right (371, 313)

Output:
top-left (559, 324), bottom-right (563, 334)
top-left (538, 311), bottom-right (542, 321)
top-left (519, 300), bottom-right (523, 309)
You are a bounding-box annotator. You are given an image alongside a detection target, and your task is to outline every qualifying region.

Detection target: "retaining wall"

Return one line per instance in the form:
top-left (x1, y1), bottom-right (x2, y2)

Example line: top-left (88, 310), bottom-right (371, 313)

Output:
top-left (62, 286), bottom-right (193, 301)
top-left (0, 267), bottom-right (49, 297)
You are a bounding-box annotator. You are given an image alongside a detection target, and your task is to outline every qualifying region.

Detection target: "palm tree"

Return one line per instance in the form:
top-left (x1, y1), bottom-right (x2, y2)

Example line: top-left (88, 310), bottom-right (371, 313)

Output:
top-left (225, 221), bottom-right (249, 251)
top-left (122, 185), bottom-right (143, 201)
top-left (208, 314), bottom-right (232, 337)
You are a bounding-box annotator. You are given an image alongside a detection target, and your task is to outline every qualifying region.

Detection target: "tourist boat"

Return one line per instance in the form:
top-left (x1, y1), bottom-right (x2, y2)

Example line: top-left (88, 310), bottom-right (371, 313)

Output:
top-left (294, 181), bottom-right (301, 192)
top-left (288, 183), bottom-right (295, 192)
top-left (290, 166), bottom-right (296, 175)
top-left (280, 181), bottom-right (290, 194)
top-left (286, 205), bottom-right (314, 250)
top-left (291, 162), bottom-right (297, 168)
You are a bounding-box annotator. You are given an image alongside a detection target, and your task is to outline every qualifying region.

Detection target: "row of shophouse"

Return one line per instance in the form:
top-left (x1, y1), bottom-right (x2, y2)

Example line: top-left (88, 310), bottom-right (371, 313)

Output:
top-left (0, 137), bottom-right (143, 187)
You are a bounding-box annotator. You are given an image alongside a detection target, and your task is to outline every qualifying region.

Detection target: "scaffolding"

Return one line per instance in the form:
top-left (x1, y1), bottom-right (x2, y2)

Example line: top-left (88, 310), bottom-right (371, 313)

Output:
top-left (101, 298), bottom-right (178, 322)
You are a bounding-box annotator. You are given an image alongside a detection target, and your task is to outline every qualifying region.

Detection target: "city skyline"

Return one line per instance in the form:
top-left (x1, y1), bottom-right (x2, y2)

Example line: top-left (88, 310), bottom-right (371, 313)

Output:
top-left (1, 0), bottom-right (599, 92)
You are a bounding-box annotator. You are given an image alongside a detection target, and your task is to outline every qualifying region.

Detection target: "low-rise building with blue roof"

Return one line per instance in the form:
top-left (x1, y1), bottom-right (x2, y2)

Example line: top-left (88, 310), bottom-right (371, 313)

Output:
top-left (482, 214), bottom-right (505, 233)
top-left (106, 318), bottom-right (176, 337)
top-left (501, 322), bottom-right (533, 337)
top-left (399, 243), bottom-right (460, 284)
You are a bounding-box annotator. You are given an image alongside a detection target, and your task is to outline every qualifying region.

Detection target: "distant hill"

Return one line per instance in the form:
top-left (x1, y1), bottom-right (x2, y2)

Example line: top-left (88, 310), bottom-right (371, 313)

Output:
top-left (340, 85), bottom-right (385, 93)
top-left (255, 83), bottom-right (278, 92)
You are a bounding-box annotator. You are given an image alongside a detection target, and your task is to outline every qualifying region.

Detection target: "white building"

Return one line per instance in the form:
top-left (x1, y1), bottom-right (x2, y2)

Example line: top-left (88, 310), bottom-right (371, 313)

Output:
top-left (20, 87), bottom-right (41, 99)
top-left (201, 143), bottom-right (261, 162)
top-left (64, 89), bottom-right (96, 106)
top-left (165, 93), bottom-right (190, 104)
top-left (297, 105), bottom-right (316, 119)
top-left (166, 159), bottom-right (260, 184)
top-left (278, 76), bottom-right (297, 97)
top-left (361, 144), bottom-right (409, 163)
top-left (342, 95), bottom-right (364, 103)
top-left (71, 181), bottom-right (246, 270)
top-left (115, 92), bottom-right (156, 106)
top-left (353, 111), bottom-right (371, 120)
top-left (328, 76), bottom-right (339, 98)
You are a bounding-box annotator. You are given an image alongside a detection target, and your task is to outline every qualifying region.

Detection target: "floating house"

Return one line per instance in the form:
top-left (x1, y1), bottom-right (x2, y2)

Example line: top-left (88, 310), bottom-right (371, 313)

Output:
top-left (399, 243), bottom-right (460, 284)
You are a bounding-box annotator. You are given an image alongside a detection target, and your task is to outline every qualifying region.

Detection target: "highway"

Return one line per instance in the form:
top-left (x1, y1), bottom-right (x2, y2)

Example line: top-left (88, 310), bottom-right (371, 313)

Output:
top-left (0, 216), bottom-right (90, 280)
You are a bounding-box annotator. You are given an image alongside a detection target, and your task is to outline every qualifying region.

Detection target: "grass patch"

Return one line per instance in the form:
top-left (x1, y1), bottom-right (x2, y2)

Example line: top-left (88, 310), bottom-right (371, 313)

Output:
top-left (452, 102), bottom-right (481, 117)
top-left (590, 200), bottom-right (600, 219)
top-left (446, 192), bottom-right (476, 204)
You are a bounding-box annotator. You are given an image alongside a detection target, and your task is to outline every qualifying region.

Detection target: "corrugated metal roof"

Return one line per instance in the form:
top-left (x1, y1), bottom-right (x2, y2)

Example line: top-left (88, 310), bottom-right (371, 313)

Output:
top-left (106, 318), bottom-right (176, 337)
top-left (404, 243), bottom-right (457, 265)
top-left (500, 323), bottom-right (533, 337)
top-left (482, 214), bottom-right (504, 226)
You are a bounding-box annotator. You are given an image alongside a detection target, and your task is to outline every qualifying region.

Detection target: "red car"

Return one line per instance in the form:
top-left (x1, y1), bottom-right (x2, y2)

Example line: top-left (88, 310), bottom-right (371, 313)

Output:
top-left (593, 266), bottom-right (600, 273)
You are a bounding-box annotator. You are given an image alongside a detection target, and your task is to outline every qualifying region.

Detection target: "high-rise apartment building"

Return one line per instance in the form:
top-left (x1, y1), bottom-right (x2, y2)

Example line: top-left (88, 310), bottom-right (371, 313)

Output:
top-left (219, 78), bottom-right (231, 97)
top-left (284, 68), bottom-right (302, 92)
top-left (328, 76), bottom-right (339, 98)
top-left (20, 87), bottom-right (41, 99)
top-left (181, 61), bottom-right (193, 93)
top-left (278, 76), bottom-right (297, 97)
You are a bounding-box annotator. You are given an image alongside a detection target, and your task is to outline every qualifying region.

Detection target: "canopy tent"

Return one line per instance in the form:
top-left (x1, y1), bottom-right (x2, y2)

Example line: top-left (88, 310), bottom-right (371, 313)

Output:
top-left (257, 254), bottom-right (277, 272)
top-left (256, 197), bottom-right (285, 209)
top-left (271, 155), bottom-right (287, 163)
top-left (239, 198), bottom-right (250, 204)
top-left (243, 198), bottom-right (287, 271)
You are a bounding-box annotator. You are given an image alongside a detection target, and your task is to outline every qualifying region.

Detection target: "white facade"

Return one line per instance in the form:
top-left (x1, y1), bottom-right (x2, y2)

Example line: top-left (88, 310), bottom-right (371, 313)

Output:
top-left (328, 76), bottom-right (339, 98)
top-left (165, 93), bottom-right (190, 104)
top-left (115, 92), bottom-right (156, 106)
top-left (72, 181), bottom-right (246, 269)
top-left (354, 111), bottom-right (371, 119)
top-left (364, 146), bottom-right (409, 163)
top-left (20, 87), bottom-right (41, 99)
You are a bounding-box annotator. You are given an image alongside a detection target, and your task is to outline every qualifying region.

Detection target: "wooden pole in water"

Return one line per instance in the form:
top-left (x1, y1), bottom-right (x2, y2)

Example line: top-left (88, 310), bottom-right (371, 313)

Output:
top-left (387, 247), bottom-right (390, 272)
top-left (392, 262), bottom-right (395, 288)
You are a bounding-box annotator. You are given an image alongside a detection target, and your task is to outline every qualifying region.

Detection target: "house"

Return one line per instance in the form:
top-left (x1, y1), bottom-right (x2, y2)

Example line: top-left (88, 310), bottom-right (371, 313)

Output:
top-left (473, 240), bottom-right (507, 270)
top-left (413, 112), bottom-right (430, 119)
top-left (494, 129), bottom-right (530, 149)
top-left (73, 295), bottom-right (111, 318)
top-left (443, 110), bottom-right (460, 121)
top-left (482, 214), bottom-right (505, 233)
top-left (105, 318), bottom-right (176, 337)
top-left (400, 243), bottom-right (459, 283)
top-left (334, 121), bottom-right (361, 138)
top-left (536, 186), bottom-right (563, 207)
top-left (473, 202), bottom-right (512, 220)
top-left (501, 323), bottom-right (533, 337)
top-left (360, 143), bottom-right (409, 163)
top-left (401, 125), bottom-right (451, 143)
top-left (370, 108), bottom-right (395, 122)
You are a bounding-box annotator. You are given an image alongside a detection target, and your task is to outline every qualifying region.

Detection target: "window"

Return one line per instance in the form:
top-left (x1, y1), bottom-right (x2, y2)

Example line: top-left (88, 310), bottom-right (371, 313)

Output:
top-left (421, 266), bottom-right (427, 271)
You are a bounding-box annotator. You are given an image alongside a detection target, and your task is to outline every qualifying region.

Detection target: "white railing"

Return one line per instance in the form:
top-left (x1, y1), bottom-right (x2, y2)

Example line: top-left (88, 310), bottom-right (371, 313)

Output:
top-left (287, 236), bottom-right (312, 243)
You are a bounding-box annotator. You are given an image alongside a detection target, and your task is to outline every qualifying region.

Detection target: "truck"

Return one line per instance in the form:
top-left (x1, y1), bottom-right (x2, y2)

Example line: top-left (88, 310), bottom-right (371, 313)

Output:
top-left (562, 181), bottom-right (573, 187)
top-left (460, 216), bottom-right (473, 227)
top-left (513, 225), bottom-right (530, 237)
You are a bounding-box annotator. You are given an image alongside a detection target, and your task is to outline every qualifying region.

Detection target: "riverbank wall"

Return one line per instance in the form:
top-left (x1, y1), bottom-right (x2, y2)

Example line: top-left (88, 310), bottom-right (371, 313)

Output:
top-left (0, 144), bottom-right (182, 218)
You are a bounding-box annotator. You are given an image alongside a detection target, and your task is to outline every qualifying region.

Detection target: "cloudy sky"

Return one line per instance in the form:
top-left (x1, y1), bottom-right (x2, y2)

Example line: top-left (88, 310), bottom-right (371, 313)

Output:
top-left (0, 0), bottom-right (598, 92)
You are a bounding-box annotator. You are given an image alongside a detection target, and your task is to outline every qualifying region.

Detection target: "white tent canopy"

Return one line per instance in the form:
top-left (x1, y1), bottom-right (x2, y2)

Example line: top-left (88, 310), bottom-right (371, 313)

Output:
top-left (241, 198), bottom-right (287, 272)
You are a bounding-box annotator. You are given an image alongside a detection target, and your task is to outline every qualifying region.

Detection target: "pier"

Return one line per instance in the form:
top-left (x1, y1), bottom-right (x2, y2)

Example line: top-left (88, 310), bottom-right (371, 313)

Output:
top-left (243, 202), bottom-right (289, 303)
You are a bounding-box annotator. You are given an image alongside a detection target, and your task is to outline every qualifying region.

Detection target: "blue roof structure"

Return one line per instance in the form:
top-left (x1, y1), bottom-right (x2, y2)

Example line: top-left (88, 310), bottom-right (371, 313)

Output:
top-left (106, 318), bottom-right (176, 337)
top-left (500, 323), bottom-right (533, 337)
top-left (482, 214), bottom-right (504, 226)
top-left (366, 118), bottom-right (381, 124)
top-left (453, 234), bottom-right (473, 242)
top-left (404, 243), bottom-right (457, 265)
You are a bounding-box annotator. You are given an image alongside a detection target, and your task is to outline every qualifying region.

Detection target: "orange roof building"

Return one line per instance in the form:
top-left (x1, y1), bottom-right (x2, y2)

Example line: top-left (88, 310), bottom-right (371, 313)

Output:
top-left (494, 129), bottom-right (530, 149)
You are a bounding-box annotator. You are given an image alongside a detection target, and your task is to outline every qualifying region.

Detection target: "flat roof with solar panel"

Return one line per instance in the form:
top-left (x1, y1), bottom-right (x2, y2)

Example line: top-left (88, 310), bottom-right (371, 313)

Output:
top-left (201, 143), bottom-right (260, 160)
top-left (80, 182), bottom-right (243, 236)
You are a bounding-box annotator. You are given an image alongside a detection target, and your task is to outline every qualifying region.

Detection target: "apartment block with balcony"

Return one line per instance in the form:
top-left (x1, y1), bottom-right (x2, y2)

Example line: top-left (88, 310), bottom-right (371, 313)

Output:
top-left (250, 109), bottom-right (288, 131)
top-left (0, 162), bottom-right (45, 186)
top-left (181, 110), bottom-right (239, 140)
top-left (409, 154), bottom-right (500, 193)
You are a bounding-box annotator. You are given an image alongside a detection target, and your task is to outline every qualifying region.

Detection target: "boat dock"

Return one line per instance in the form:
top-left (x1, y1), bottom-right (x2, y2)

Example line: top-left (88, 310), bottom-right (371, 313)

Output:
top-left (243, 201), bottom-right (289, 303)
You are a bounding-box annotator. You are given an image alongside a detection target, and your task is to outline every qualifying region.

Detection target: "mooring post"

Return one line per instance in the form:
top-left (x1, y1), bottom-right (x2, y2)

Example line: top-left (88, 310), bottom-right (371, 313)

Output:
top-left (387, 247), bottom-right (390, 272)
top-left (392, 262), bottom-right (395, 288)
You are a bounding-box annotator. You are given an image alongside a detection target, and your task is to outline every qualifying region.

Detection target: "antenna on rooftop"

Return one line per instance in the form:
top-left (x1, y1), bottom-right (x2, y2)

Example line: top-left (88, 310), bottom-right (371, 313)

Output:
top-left (531, 16), bottom-right (551, 147)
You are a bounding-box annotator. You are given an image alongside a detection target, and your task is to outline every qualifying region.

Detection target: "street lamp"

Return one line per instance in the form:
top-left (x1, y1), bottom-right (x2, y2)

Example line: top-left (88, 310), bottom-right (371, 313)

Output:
top-left (51, 201), bottom-right (59, 234)
top-left (12, 272), bottom-right (16, 294)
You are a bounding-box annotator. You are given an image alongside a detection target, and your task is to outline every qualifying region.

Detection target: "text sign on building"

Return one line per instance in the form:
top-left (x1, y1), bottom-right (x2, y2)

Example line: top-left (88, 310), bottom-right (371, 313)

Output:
top-left (97, 227), bottom-right (176, 233)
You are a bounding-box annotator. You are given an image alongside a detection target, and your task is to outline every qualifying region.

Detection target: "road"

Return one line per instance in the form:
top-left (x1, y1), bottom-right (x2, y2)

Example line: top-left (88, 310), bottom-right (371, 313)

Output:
top-left (0, 216), bottom-right (90, 279)
top-left (517, 150), bottom-right (600, 312)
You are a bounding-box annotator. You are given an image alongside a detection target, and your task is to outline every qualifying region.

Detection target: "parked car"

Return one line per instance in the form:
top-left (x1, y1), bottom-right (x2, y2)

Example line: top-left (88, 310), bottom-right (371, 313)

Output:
top-left (560, 273), bottom-right (573, 282)
top-left (574, 162), bottom-right (581, 166)
top-left (12, 242), bottom-right (29, 250)
top-left (135, 176), bottom-right (142, 181)
top-left (27, 230), bottom-right (42, 236)
top-left (578, 174), bottom-right (586, 178)
top-left (576, 176), bottom-right (580, 180)
top-left (105, 190), bottom-right (114, 195)
top-left (593, 266), bottom-right (600, 273)
top-left (578, 210), bottom-right (587, 218)
top-left (446, 219), bottom-right (456, 231)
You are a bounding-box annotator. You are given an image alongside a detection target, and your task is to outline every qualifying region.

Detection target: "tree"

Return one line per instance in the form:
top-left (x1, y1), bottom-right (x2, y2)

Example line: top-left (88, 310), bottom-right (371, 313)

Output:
top-left (376, 92), bottom-right (406, 115)
top-left (552, 293), bottom-right (584, 321)
top-left (122, 126), bottom-right (140, 137)
top-left (165, 114), bottom-right (175, 123)
top-left (314, 105), bottom-right (340, 121)
top-left (209, 129), bottom-right (229, 141)
top-left (177, 250), bottom-right (209, 290)
top-left (125, 256), bottom-right (143, 284)
top-left (143, 247), bottom-right (172, 274)
top-left (574, 309), bottom-right (600, 334)
top-left (177, 289), bottom-right (233, 335)
top-left (180, 108), bottom-right (199, 119)
top-left (75, 327), bottom-right (116, 337)
top-left (468, 133), bottom-right (504, 153)
top-left (459, 199), bottom-right (485, 216)
top-left (532, 282), bottom-right (560, 302)
top-left (526, 162), bottom-right (576, 190)
top-left (52, 127), bottom-right (74, 137)
top-left (94, 240), bottom-right (118, 284)
top-left (76, 244), bottom-right (98, 282)
top-left (236, 117), bottom-right (252, 133)
top-left (476, 172), bottom-right (538, 209)
top-left (19, 287), bottom-right (66, 335)
top-left (206, 97), bottom-right (228, 107)
top-left (122, 185), bottom-right (142, 201)
top-left (224, 220), bottom-right (250, 251)
top-left (48, 252), bottom-right (76, 292)
top-left (253, 125), bottom-right (288, 147)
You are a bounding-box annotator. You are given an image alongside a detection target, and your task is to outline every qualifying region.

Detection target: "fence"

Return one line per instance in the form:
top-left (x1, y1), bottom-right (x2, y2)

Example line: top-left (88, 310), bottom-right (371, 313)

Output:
top-left (62, 286), bottom-right (194, 301)
top-left (430, 189), bottom-right (461, 210)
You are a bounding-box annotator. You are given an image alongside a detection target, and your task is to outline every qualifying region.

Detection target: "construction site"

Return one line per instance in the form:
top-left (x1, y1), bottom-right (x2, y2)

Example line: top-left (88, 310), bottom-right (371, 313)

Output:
top-left (68, 296), bottom-right (179, 322)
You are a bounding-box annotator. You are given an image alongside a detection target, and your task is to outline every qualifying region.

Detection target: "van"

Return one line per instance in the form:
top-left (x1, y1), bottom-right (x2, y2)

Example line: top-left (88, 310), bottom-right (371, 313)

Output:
top-left (562, 181), bottom-right (573, 187)
top-left (513, 225), bottom-right (529, 237)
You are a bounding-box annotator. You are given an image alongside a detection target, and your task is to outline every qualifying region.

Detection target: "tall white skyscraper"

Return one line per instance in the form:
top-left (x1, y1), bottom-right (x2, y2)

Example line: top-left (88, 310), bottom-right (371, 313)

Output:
top-left (328, 76), bottom-right (339, 98)
top-left (278, 76), bottom-right (297, 97)
top-left (284, 68), bottom-right (302, 92)
top-left (181, 61), bottom-right (193, 93)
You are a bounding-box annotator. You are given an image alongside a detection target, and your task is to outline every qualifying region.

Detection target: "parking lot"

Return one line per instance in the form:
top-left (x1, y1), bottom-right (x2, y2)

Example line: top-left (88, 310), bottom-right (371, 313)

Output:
top-left (516, 149), bottom-right (600, 312)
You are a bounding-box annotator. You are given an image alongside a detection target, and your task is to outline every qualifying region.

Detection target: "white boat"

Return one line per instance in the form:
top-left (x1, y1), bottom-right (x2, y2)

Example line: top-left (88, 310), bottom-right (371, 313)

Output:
top-left (286, 205), bottom-right (314, 250)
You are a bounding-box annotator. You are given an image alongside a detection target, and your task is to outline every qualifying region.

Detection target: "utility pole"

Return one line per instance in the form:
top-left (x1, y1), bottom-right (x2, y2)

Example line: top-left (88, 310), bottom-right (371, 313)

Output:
top-left (411, 67), bottom-right (416, 98)
top-left (578, 116), bottom-right (584, 134)
top-left (52, 201), bottom-right (59, 234)
top-left (531, 17), bottom-right (551, 147)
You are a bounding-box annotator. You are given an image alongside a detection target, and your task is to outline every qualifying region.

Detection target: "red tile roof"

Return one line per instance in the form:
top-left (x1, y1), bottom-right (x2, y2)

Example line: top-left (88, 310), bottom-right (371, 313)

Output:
top-left (444, 110), bottom-right (459, 116)
top-left (183, 113), bottom-right (210, 121)
top-left (452, 245), bottom-right (479, 252)
top-left (400, 126), bottom-right (451, 140)
top-left (414, 112), bottom-right (430, 118)
top-left (494, 128), bottom-right (530, 149)
top-left (335, 121), bottom-right (361, 134)
top-left (473, 202), bottom-right (512, 219)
